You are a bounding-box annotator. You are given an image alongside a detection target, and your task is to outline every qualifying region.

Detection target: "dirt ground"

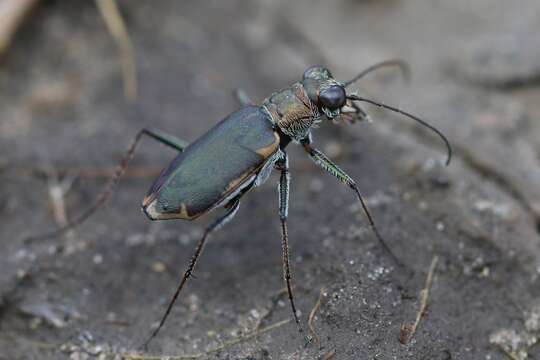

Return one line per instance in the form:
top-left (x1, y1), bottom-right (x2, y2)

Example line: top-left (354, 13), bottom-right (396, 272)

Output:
top-left (1, 1), bottom-right (540, 359)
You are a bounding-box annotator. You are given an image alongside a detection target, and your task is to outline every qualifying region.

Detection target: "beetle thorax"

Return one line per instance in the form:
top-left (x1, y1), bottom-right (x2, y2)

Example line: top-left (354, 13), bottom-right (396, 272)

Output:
top-left (263, 82), bottom-right (321, 142)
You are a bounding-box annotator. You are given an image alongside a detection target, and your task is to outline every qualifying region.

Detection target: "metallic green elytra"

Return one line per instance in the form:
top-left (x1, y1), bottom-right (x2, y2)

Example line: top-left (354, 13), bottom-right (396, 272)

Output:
top-left (142, 106), bottom-right (279, 220)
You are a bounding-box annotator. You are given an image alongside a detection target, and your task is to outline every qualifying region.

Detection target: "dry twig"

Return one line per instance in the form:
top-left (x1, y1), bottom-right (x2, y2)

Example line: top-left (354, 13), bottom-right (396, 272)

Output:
top-left (9, 165), bottom-right (162, 179)
top-left (6, 318), bottom-right (290, 359)
top-left (95, 0), bottom-right (137, 101)
top-left (46, 170), bottom-right (77, 240)
top-left (321, 350), bottom-right (336, 360)
top-left (399, 255), bottom-right (439, 344)
top-left (308, 287), bottom-right (326, 347)
top-left (0, 0), bottom-right (40, 56)
top-left (115, 318), bottom-right (291, 360)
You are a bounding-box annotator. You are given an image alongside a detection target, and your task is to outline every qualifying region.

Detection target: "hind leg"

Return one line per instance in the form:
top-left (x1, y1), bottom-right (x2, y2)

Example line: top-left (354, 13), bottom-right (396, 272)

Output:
top-left (143, 198), bottom-right (241, 347)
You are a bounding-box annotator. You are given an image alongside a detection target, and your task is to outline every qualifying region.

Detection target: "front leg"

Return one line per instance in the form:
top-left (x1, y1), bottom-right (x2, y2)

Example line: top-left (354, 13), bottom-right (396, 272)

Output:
top-left (302, 140), bottom-right (402, 266)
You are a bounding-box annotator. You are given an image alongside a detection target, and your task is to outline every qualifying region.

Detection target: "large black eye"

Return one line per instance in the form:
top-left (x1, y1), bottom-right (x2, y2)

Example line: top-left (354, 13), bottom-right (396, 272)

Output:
top-left (319, 85), bottom-right (346, 109)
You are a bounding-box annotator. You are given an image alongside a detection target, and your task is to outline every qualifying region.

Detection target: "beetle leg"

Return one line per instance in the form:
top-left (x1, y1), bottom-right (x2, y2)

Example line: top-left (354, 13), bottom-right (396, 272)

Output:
top-left (140, 127), bottom-right (189, 151)
top-left (27, 128), bottom-right (189, 241)
top-left (233, 88), bottom-right (254, 106)
top-left (144, 199), bottom-right (241, 348)
top-left (276, 153), bottom-right (303, 332)
top-left (302, 142), bottom-right (403, 267)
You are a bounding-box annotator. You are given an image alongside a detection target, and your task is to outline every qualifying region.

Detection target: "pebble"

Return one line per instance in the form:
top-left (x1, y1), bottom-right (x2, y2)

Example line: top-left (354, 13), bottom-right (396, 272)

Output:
top-left (92, 254), bottom-right (103, 265)
top-left (151, 261), bottom-right (166, 273)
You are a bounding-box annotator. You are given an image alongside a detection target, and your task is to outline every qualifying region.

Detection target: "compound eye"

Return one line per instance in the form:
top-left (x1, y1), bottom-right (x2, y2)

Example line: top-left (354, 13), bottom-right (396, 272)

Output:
top-left (319, 85), bottom-right (346, 109)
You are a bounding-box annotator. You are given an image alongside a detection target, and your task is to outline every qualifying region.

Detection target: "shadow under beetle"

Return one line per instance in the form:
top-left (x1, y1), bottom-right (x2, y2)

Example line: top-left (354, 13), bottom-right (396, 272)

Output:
top-left (35, 60), bottom-right (452, 346)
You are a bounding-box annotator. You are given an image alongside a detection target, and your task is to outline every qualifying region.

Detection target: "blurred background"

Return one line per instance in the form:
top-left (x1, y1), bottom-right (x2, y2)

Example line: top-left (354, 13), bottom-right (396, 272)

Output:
top-left (1, 0), bottom-right (540, 359)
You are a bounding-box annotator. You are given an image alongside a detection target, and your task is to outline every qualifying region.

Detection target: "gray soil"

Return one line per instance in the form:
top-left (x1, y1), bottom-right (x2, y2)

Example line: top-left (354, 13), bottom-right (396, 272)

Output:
top-left (1, 1), bottom-right (540, 359)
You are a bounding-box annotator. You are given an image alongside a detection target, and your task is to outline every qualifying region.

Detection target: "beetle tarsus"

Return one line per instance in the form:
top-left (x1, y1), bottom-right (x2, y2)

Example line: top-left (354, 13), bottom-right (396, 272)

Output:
top-left (350, 184), bottom-right (405, 268)
top-left (281, 217), bottom-right (303, 332)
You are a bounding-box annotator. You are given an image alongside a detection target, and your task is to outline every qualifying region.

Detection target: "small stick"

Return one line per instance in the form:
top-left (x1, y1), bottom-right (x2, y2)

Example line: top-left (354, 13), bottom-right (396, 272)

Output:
top-left (46, 171), bottom-right (77, 240)
top-left (95, 0), bottom-right (137, 101)
top-left (0, 0), bottom-right (39, 57)
top-left (9, 165), bottom-right (162, 179)
top-left (8, 319), bottom-right (291, 359)
top-left (399, 255), bottom-right (439, 344)
top-left (308, 288), bottom-right (325, 347)
top-left (321, 350), bottom-right (336, 360)
top-left (117, 318), bottom-right (291, 360)
top-left (255, 286), bottom-right (291, 330)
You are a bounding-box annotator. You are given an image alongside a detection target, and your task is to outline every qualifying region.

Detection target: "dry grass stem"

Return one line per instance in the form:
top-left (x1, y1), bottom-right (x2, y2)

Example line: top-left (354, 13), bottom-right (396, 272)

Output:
top-left (46, 172), bottom-right (77, 240)
top-left (399, 255), bottom-right (439, 344)
top-left (10, 165), bottom-right (162, 179)
top-left (117, 318), bottom-right (291, 360)
top-left (308, 287), bottom-right (325, 346)
top-left (0, 0), bottom-right (39, 56)
top-left (95, 0), bottom-right (137, 101)
top-left (321, 350), bottom-right (336, 360)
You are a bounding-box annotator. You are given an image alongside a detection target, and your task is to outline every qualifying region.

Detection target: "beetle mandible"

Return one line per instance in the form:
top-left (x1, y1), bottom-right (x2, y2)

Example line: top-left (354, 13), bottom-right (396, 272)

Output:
top-left (34, 60), bottom-right (452, 346)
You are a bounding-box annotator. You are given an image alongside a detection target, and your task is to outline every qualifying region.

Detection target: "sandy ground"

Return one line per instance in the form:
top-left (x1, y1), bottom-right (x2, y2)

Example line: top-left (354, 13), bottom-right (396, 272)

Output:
top-left (1, 1), bottom-right (540, 359)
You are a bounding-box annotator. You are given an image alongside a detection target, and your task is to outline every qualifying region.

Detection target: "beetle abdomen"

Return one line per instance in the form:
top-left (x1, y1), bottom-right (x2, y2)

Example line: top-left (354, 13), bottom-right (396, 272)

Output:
top-left (142, 106), bottom-right (279, 220)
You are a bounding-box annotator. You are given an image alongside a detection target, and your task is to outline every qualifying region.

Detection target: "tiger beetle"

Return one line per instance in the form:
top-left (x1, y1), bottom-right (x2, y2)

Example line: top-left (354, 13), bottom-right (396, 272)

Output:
top-left (34, 59), bottom-right (452, 346)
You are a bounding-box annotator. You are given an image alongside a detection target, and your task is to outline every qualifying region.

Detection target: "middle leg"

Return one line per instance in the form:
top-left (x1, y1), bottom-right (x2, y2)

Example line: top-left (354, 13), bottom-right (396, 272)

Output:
top-left (276, 152), bottom-right (303, 332)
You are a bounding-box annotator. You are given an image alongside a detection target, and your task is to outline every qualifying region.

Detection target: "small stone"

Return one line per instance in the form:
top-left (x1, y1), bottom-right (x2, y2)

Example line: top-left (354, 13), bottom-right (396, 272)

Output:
top-left (16, 269), bottom-right (28, 279)
top-left (93, 254), bottom-right (103, 265)
top-left (70, 352), bottom-right (89, 360)
top-left (436, 222), bottom-right (445, 231)
top-left (479, 267), bottom-right (490, 278)
top-left (152, 262), bottom-right (166, 273)
top-left (250, 309), bottom-right (260, 319)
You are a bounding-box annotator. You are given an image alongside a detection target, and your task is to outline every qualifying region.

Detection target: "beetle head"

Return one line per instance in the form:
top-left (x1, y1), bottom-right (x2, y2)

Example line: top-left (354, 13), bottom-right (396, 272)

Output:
top-left (302, 65), bottom-right (347, 119)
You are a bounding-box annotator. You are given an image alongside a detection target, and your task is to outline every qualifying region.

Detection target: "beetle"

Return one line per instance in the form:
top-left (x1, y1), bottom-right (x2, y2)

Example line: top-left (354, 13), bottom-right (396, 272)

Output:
top-left (33, 60), bottom-right (452, 346)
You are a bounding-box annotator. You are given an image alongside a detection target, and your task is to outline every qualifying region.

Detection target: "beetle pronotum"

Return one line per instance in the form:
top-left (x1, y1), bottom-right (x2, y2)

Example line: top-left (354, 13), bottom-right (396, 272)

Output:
top-left (33, 60), bottom-right (451, 346)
